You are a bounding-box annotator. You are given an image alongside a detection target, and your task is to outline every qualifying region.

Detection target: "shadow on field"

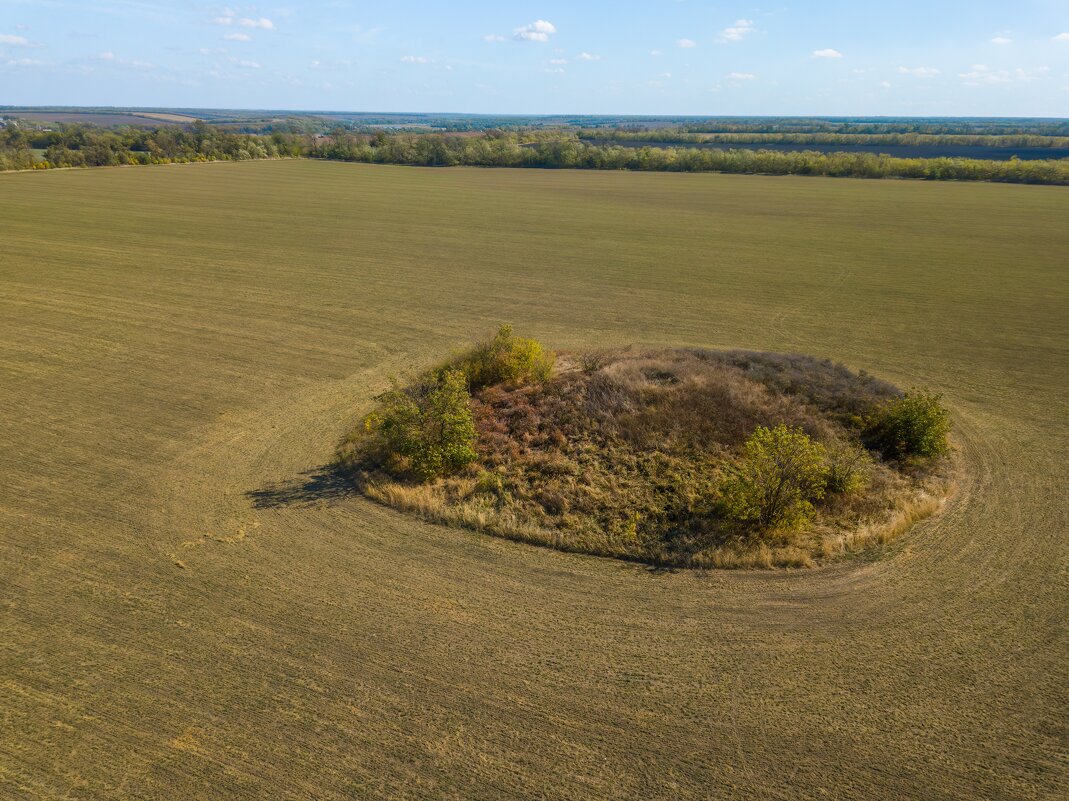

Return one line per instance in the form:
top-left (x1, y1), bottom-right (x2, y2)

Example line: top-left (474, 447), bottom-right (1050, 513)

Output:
top-left (247, 464), bottom-right (357, 509)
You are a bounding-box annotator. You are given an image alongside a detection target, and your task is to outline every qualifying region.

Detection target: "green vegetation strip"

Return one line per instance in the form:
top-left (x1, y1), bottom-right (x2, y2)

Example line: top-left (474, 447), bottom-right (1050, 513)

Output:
top-left (3, 122), bottom-right (1069, 183)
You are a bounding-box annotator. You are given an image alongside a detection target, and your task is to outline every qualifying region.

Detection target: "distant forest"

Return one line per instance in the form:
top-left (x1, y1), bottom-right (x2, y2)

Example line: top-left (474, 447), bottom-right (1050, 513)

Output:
top-left (2, 119), bottom-right (1068, 185)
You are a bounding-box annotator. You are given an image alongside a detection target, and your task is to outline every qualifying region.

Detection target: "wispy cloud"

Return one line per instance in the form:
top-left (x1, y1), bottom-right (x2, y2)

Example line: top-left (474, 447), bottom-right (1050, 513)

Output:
top-left (514, 20), bottom-right (556, 43)
top-left (212, 10), bottom-right (274, 30)
top-left (228, 56), bottom-right (261, 69)
top-left (958, 64), bottom-right (1048, 85)
top-left (549, 58), bottom-right (567, 65)
top-left (812, 48), bottom-right (843, 59)
top-left (990, 36), bottom-right (1012, 45)
top-left (897, 66), bottom-right (940, 77)
top-left (1053, 32), bottom-right (1069, 42)
top-left (483, 34), bottom-right (505, 43)
top-left (224, 32), bottom-right (251, 42)
top-left (578, 52), bottom-right (600, 61)
top-left (0, 33), bottom-right (31, 46)
top-left (677, 38), bottom-right (696, 49)
top-left (6, 57), bottom-right (44, 67)
top-left (650, 49), bottom-right (663, 57)
top-left (717, 19), bottom-right (754, 43)
top-left (95, 51), bottom-right (155, 69)
top-left (401, 55), bottom-right (431, 64)
top-left (728, 71), bottom-right (758, 80)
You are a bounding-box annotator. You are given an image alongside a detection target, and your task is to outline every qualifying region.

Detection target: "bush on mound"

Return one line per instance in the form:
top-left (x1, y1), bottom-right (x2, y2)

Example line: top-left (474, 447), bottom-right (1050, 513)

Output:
top-left (356, 369), bottom-right (477, 481)
top-left (339, 329), bottom-right (952, 569)
top-left (720, 425), bottom-right (829, 531)
top-left (864, 390), bottom-right (952, 461)
top-left (452, 324), bottom-right (555, 390)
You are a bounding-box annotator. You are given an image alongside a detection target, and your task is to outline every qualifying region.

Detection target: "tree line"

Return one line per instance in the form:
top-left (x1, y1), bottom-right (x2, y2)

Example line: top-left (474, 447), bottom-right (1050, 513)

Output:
top-left (3, 124), bottom-right (1068, 185)
top-left (674, 119), bottom-right (1069, 136)
top-left (582, 129), bottom-right (1069, 149)
top-left (308, 131), bottom-right (1069, 184)
top-left (0, 121), bottom-right (303, 170)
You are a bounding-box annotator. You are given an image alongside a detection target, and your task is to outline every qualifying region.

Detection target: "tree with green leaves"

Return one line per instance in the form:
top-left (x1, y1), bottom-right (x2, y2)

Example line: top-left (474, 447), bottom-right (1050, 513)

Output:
top-left (722, 424), bottom-right (829, 531)
top-left (363, 369), bottom-right (477, 480)
top-left (456, 324), bottom-right (555, 390)
top-left (864, 390), bottom-right (951, 460)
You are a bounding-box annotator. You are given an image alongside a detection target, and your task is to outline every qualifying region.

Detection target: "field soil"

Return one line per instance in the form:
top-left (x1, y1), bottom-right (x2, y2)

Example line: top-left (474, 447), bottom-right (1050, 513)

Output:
top-left (1, 111), bottom-right (187, 126)
top-left (1, 161), bottom-right (1067, 800)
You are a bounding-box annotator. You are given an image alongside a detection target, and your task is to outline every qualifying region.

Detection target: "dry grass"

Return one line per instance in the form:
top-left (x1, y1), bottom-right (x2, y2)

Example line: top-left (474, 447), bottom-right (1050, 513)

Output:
top-left (1, 161), bottom-right (1067, 801)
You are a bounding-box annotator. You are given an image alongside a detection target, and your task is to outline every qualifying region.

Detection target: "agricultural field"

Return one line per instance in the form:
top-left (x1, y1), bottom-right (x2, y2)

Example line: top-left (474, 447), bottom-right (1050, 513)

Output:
top-left (0, 111), bottom-right (189, 126)
top-left (1, 161), bottom-right (1067, 800)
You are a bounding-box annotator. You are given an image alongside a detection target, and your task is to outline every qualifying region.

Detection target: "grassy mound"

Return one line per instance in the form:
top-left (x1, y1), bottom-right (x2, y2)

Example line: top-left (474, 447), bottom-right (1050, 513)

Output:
top-left (339, 331), bottom-right (952, 569)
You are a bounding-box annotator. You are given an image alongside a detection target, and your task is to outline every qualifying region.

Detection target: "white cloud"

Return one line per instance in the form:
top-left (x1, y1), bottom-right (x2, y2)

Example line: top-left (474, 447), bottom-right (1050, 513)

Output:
top-left (728, 71), bottom-right (757, 80)
top-left (224, 32), bottom-right (251, 41)
top-left (812, 48), bottom-right (843, 59)
top-left (650, 49), bottom-right (662, 56)
top-left (6, 57), bottom-right (43, 66)
top-left (880, 81), bottom-right (892, 88)
top-left (212, 11), bottom-right (274, 30)
top-left (401, 55), bottom-right (430, 64)
top-left (484, 34), bottom-right (505, 42)
top-left (677, 38), bottom-right (696, 49)
top-left (549, 58), bottom-right (567, 65)
top-left (990, 36), bottom-right (1012, 45)
top-left (717, 19), bottom-right (754, 43)
top-left (95, 52), bottom-right (154, 69)
top-left (514, 20), bottom-right (556, 43)
top-left (578, 52), bottom-right (600, 61)
top-left (1053, 33), bottom-right (1069, 42)
top-left (0, 33), bottom-right (30, 46)
top-left (657, 72), bottom-right (671, 78)
top-left (229, 56), bottom-right (260, 69)
top-left (897, 66), bottom-right (940, 77)
top-left (957, 64), bottom-right (1047, 85)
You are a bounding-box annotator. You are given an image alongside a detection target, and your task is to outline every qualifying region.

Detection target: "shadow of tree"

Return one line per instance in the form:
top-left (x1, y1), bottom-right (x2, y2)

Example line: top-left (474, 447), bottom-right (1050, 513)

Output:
top-left (247, 463), bottom-right (357, 509)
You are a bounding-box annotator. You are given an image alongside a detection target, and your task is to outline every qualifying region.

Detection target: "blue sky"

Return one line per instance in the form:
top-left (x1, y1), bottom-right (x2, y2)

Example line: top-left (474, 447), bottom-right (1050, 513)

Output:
top-left (1, 1), bottom-right (1068, 115)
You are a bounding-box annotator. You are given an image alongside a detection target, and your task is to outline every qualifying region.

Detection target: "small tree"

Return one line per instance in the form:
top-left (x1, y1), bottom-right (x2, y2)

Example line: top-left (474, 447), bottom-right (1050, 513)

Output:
top-left (722, 424), bottom-right (829, 531)
top-left (363, 369), bottom-right (477, 480)
top-left (865, 390), bottom-right (950, 460)
top-left (458, 325), bottom-right (555, 390)
top-left (825, 440), bottom-right (872, 494)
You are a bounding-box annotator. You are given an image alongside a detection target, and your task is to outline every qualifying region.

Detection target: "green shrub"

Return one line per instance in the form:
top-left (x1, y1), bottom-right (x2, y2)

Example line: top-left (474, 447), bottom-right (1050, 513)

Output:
top-left (363, 369), bottom-right (477, 480)
top-left (457, 325), bottom-right (555, 390)
top-left (864, 390), bottom-right (951, 460)
top-left (721, 424), bottom-right (829, 531)
top-left (825, 441), bottom-right (872, 494)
